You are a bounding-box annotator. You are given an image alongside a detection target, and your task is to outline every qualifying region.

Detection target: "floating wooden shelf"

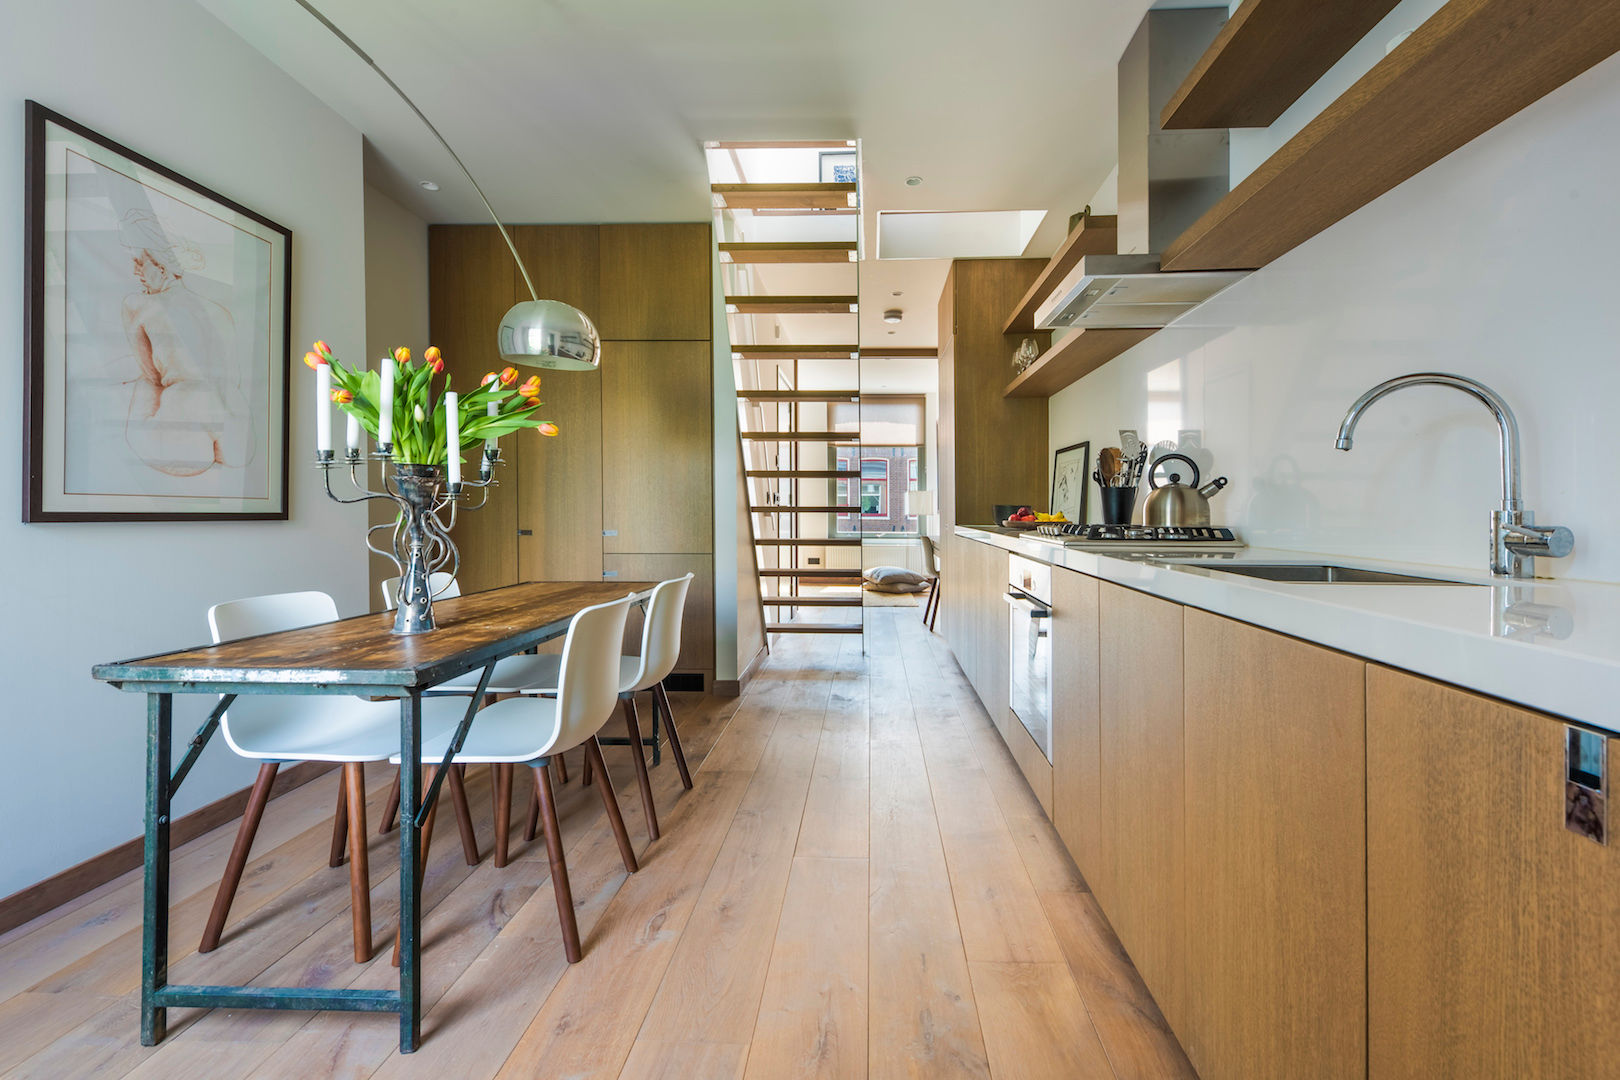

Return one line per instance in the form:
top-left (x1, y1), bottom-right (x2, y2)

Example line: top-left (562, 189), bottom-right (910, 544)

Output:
top-left (1000, 214), bottom-right (1120, 335)
top-left (1002, 328), bottom-right (1156, 398)
top-left (719, 241), bottom-right (856, 263)
top-left (737, 390), bottom-right (861, 403)
top-left (1161, 0), bottom-right (1401, 130)
top-left (1163, 0), bottom-right (1620, 271)
top-left (856, 347), bottom-right (937, 358)
top-left (727, 294), bottom-right (858, 315)
top-left (711, 183), bottom-right (858, 210)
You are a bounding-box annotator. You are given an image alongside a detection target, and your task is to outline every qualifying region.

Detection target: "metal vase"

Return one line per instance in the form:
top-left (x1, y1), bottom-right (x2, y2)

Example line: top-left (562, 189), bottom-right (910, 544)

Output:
top-left (391, 464), bottom-right (443, 635)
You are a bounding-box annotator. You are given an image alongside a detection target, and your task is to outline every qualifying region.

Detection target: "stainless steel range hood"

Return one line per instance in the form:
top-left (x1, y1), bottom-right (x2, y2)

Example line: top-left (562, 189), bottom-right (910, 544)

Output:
top-left (1034, 254), bottom-right (1245, 329)
top-left (1037, 8), bottom-right (1247, 331)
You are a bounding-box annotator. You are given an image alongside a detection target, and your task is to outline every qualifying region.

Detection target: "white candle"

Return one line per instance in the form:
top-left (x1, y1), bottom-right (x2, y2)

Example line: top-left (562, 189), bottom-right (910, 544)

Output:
top-left (444, 391), bottom-right (461, 487)
top-left (314, 363), bottom-right (331, 453)
top-left (345, 411), bottom-right (360, 455)
top-left (485, 399), bottom-right (499, 454)
top-left (378, 357), bottom-right (395, 448)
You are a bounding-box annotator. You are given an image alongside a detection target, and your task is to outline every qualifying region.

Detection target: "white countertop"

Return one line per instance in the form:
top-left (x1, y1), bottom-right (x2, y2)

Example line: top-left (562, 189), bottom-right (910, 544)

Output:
top-left (957, 526), bottom-right (1620, 732)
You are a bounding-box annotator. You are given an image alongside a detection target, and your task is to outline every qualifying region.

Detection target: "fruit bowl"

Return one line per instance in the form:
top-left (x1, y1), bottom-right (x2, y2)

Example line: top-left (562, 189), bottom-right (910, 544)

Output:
top-left (1001, 518), bottom-right (1040, 530)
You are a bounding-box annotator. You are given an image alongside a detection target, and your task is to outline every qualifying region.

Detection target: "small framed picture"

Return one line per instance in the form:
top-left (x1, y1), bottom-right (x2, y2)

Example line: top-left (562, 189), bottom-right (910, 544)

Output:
top-left (1052, 441), bottom-right (1090, 523)
top-left (23, 101), bottom-right (292, 522)
top-left (819, 150), bottom-right (858, 185)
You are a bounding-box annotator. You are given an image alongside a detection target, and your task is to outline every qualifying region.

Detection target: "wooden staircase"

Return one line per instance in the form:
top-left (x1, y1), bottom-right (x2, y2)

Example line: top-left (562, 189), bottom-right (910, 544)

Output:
top-left (710, 141), bottom-right (866, 640)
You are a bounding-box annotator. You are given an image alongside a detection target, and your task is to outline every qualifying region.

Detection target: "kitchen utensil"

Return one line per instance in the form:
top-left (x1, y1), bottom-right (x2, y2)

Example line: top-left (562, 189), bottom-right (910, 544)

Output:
top-left (1098, 446), bottom-right (1123, 485)
top-left (1141, 452), bottom-right (1228, 527)
top-left (1119, 429), bottom-right (1142, 462)
top-left (1099, 486), bottom-right (1138, 525)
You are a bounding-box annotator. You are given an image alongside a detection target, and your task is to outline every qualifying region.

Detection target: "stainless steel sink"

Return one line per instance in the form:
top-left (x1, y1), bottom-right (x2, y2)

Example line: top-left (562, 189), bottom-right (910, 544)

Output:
top-left (1197, 563), bottom-right (1479, 586)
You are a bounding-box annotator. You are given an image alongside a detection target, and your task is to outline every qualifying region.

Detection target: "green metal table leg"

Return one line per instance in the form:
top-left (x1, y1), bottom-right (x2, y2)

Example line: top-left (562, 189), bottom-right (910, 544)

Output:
top-left (141, 692), bottom-right (172, 1045)
top-left (398, 692), bottom-right (422, 1053)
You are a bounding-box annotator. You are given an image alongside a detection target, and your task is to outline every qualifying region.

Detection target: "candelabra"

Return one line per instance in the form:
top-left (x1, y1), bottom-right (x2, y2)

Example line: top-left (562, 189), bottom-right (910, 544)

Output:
top-left (318, 443), bottom-right (501, 634)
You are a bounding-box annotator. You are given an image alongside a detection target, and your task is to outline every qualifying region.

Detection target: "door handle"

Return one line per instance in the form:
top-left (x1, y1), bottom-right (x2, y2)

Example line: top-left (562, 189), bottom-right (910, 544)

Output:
top-left (1003, 591), bottom-right (1050, 618)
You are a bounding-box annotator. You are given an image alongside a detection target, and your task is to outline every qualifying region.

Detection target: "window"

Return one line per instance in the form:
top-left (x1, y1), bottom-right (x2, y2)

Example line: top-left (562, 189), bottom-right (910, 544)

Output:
top-left (831, 396), bottom-right (926, 538)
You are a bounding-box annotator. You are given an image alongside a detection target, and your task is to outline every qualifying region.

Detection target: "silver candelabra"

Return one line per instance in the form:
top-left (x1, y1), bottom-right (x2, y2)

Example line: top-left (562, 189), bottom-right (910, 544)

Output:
top-left (318, 443), bottom-right (501, 634)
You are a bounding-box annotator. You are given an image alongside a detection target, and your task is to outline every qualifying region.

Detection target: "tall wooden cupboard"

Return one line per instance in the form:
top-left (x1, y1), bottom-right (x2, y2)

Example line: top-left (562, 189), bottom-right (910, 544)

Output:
top-left (427, 222), bottom-right (717, 686)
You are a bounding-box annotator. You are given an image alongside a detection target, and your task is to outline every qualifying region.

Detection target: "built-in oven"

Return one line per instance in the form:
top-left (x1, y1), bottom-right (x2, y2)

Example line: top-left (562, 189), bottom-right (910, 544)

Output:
top-left (1006, 554), bottom-right (1053, 762)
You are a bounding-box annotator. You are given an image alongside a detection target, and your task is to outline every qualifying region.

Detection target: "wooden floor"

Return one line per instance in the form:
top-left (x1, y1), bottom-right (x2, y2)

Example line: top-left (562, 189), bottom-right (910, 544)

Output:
top-left (0, 609), bottom-right (1195, 1079)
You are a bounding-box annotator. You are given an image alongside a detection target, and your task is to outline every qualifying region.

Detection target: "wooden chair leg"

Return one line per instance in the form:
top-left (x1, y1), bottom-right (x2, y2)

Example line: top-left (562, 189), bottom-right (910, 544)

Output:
top-left (199, 762), bottom-right (279, 953)
top-left (379, 769), bottom-right (401, 834)
top-left (392, 765), bottom-right (440, 967)
top-left (493, 763), bottom-right (514, 868)
top-left (928, 580), bottom-right (941, 632)
top-left (445, 763), bottom-right (481, 865)
top-left (329, 767), bottom-right (349, 868)
top-left (525, 776), bottom-right (542, 843)
top-left (653, 683), bottom-right (694, 791)
top-left (585, 737), bottom-right (639, 874)
top-left (555, 751), bottom-right (569, 784)
top-left (533, 760), bottom-right (581, 963)
top-left (342, 763), bottom-right (373, 963)
top-left (582, 744), bottom-right (593, 786)
top-left (622, 695), bottom-right (660, 842)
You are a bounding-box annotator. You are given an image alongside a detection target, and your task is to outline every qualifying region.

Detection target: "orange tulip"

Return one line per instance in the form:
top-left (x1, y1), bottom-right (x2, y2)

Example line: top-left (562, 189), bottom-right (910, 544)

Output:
top-left (522, 374), bottom-right (541, 389)
top-left (429, 355), bottom-right (445, 374)
top-left (330, 388), bottom-right (353, 404)
top-left (303, 351), bottom-right (326, 369)
top-left (424, 346), bottom-right (442, 363)
top-left (393, 346), bottom-right (411, 364)
top-left (313, 340), bottom-right (334, 361)
top-left (518, 383), bottom-right (541, 400)
top-left (537, 421), bottom-right (559, 437)
top-left (499, 367), bottom-right (518, 387)
top-left (481, 371), bottom-right (498, 386)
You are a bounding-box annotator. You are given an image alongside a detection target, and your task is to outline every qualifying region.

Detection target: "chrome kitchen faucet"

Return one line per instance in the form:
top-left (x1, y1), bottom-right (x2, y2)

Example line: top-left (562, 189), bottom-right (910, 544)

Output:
top-left (1335, 373), bottom-right (1573, 579)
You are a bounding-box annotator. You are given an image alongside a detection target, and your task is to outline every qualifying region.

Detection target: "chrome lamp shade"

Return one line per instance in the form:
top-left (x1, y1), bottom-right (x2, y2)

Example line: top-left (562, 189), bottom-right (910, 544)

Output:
top-left (497, 299), bottom-right (601, 370)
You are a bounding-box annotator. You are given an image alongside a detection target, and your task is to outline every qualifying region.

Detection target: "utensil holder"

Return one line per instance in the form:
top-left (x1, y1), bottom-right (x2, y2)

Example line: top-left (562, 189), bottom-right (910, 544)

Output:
top-left (1099, 486), bottom-right (1137, 525)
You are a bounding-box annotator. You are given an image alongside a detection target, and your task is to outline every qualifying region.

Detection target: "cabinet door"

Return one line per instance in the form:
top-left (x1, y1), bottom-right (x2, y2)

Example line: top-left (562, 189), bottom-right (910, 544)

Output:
top-left (600, 341), bottom-right (713, 554)
top-left (1183, 611), bottom-right (1366, 1080)
top-left (429, 226), bottom-right (519, 592)
top-left (1097, 582), bottom-right (1186, 1034)
top-left (509, 225), bottom-right (599, 317)
top-left (1051, 568), bottom-right (1101, 885)
top-left (1367, 666), bottom-right (1620, 1079)
top-left (516, 366), bottom-right (603, 583)
top-left (975, 544), bottom-right (1009, 735)
top-left (942, 536), bottom-right (976, 686)
top-left (603, 554), bottom-right (715, 679)
top-left (597, 224), bottom-right (712, 340)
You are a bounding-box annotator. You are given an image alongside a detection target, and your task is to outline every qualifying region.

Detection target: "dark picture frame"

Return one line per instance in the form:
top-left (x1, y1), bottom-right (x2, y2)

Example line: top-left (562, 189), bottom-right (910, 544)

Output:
top-left (23, 100), bottom-right (292, 522)
top-left (1052, 440), bottom-right (1090, 523)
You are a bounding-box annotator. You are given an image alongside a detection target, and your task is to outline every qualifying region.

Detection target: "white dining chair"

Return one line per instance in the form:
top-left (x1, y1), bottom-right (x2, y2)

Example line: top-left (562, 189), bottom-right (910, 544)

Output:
top-left (487, 574), bottom-right (696, 845)
top-left (200, 591), bottom-right (474, 963)
top-left (390, 593), bottom-right (640, 964)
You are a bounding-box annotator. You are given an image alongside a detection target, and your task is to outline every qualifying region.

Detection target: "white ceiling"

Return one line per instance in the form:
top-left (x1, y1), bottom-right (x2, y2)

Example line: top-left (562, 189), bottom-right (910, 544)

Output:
top-left (197, 0), bottom-right (1161, 347)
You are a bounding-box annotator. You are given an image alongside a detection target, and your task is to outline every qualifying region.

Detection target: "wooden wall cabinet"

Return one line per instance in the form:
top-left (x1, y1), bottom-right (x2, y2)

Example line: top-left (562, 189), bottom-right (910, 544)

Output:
top-left (1096, 581), bottom-right (1186, 1034)
top-left (1051, 567), bottom-right (1101, 886)
top-left (428, 222), bottom-right (717, 683)
top-left (937, 259), bottom-right (1051, 528)
top-left (1183, 610), bottom-right (1367, 1080)
top-left (1367, 667), bottom-right (1620, 1079)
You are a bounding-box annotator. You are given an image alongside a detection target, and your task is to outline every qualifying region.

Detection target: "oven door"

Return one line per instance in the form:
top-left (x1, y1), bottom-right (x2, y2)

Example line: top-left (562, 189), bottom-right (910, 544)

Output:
top-left (1005, 587), bottom-right (1053, 762)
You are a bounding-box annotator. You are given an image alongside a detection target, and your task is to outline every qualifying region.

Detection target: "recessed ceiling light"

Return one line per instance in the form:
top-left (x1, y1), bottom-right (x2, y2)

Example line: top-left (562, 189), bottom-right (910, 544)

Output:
top-left (904, 176), bottom-right (923, 187)
top-left (883, 308), bottom-right (903, 324)
top-left (887, 330), bottom-right (896, 335)
top-left (419, 180), bottom-right (440, 191)
top-left (891, 290), bottom-right (903, 297)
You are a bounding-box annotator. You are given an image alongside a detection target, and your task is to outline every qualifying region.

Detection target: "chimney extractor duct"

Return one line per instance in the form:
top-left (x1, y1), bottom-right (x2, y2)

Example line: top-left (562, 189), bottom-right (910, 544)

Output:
top-left (1037, 7), bottom-right (1248, 331)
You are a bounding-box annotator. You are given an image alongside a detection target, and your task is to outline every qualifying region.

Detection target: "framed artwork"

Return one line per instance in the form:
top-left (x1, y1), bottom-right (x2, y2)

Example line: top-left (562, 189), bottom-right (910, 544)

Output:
top-left (23, 101), bottom-right (291, 522)
top-left (819, 150), bottom-right (857, 184)
top-left (1052, 441), bottom-right (1090, 523)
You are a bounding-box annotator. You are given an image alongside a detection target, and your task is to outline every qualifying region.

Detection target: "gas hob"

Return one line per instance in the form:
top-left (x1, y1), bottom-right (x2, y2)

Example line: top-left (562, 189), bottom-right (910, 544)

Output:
top-left (1028, 523), bottom-right (1246, 554)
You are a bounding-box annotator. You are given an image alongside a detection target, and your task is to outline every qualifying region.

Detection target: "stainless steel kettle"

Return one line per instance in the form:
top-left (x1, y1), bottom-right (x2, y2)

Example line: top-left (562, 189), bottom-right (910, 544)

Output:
top-left (1141, 453), bottom-right (1227, 527)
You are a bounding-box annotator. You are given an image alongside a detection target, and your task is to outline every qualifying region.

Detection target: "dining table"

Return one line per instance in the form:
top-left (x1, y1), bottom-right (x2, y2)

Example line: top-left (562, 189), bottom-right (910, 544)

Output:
top-left (90, 579), bottom-right (658, 1053)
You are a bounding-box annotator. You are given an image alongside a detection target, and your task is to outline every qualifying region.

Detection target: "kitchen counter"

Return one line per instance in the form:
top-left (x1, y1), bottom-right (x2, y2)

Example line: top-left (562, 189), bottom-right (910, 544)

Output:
top-left (958, 525), bottom-right (1620, 731)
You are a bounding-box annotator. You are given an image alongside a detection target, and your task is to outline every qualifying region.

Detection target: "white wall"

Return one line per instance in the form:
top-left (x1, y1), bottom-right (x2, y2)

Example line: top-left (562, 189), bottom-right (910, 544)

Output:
top-left (0, 0), bottom-right (369, 895)
top-left (363, 184), bottom-right (430, 597)
top-left (1049, 51), bottom-right (1620, 582)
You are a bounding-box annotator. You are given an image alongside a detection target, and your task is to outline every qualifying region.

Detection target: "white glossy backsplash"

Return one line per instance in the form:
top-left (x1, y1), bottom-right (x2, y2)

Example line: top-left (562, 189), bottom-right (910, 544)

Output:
top-left (1050, 52), bottom-right (1620, 583)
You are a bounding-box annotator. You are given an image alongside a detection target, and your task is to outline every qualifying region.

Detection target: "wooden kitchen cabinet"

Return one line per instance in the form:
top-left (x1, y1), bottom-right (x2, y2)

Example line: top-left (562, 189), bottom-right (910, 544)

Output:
top-left (597, 223), bottom-right (712, 340)
top-left (1097, 582), bottom-right (1187, 1035)
top-left (1051, 567), bottom-right (1101, 885)
top-left (1183, 610), bottom-right (1367, 1080)
top-left (600, 340), bottom-right (713, 555)
top-left (1367, 666), bottom-right (1620, 1079)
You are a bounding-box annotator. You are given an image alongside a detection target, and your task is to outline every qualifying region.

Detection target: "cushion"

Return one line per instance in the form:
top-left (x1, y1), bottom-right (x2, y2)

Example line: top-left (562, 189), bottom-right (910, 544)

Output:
top-left (863, 565), bottom-right (930, 593)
